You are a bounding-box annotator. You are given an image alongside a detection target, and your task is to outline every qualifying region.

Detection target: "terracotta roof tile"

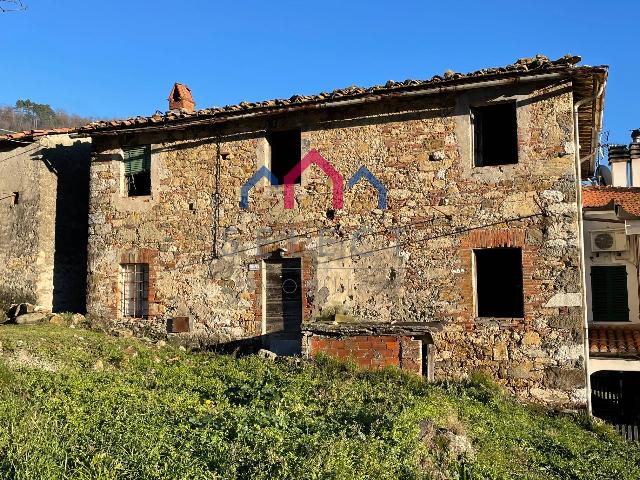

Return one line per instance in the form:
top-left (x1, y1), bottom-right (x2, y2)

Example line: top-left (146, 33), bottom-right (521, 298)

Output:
top-left (69, 54), bottom-right (605, 135)
top-left (583, 186), bottom-right (640, 217)
top-left (589, 325), bottom-right (640, 358)
top-left (0, 54), bottom-right (608, 164)
top-left (0, 127), bottom-right (77, 143)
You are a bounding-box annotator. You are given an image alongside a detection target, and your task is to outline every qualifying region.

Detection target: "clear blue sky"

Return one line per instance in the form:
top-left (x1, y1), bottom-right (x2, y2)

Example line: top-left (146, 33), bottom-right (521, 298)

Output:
top-left (0, 0), bottom-right (637, 145)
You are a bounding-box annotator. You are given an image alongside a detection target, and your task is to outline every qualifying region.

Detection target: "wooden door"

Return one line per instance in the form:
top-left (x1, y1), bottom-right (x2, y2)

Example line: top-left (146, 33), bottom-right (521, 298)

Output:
top-left (264, 258), bottom-right (302, 355)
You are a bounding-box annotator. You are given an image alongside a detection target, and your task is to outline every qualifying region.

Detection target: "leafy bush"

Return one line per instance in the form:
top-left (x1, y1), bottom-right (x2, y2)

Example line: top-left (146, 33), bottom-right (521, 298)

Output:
top-left (0, 325), bottom-right (638, 479)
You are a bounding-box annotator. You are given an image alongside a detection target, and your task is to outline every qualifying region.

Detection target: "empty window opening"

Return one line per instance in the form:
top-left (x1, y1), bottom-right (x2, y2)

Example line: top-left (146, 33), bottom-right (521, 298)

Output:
top-left (120, 263), bottom-right (149, 318)
top-left (475, 248), bottom-right (524, 318)
top-left (123, 145), bottom-right (151, 196)
top-left (472, 102), bottom-right (518, 167)
top-left (12, 192), bottom-right (19, 205)
top-left (268, 129), bottom-right (301, 185)
top-left (591, 265), bottom-right (629, 322)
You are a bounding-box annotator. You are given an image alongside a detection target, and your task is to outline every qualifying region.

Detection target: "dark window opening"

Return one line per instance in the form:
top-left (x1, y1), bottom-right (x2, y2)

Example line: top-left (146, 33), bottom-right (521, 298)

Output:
top-left (475, 247), bottom-right (524, 318)
top-left (120, 263), bottom-right (149, 318)
top-left (420, 338), bottom-right (434, 381)
top-left (472, 102), bottom-right (518, 167)
top-left (12, 192), bottom-right (19, 205)
top-left (591, 265), bottom-right (629, 322)
top-left (268, 129), bottom-right (301, 185)
top-left (123, 145), bottom-right (151, 196)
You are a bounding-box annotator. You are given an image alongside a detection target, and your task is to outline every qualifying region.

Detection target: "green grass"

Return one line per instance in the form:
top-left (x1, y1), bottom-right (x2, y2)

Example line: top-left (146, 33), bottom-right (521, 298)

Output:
top-left (0, 325), bottom-right (638, 479)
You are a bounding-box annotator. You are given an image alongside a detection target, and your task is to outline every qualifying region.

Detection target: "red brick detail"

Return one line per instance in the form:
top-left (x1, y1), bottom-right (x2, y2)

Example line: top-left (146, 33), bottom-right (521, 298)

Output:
top-left (168, 83), bottom-right (195, 112)
top-left (309, 334), bottom-right (422, 374)
top-left (458, 228), bottom-right (539, 326)
top-left (460, 228), bottom-right (525, 249)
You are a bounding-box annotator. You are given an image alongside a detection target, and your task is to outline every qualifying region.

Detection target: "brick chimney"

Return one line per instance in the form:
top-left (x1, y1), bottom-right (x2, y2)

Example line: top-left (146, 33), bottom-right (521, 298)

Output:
top-left (631, 129), bottom-right (640, 187)
top-left (609, 144), bottom-right (630, 187)
top-left (168, 83), bottom-right (195, 112)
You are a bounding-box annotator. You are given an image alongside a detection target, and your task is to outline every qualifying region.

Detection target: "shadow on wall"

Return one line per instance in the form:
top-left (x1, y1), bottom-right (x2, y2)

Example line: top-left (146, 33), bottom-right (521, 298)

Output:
top-left (41, 140), bottom-right (92, 313)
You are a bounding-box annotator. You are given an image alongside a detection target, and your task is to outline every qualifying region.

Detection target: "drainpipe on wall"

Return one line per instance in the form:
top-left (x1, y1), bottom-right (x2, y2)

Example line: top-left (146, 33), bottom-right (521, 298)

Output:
top-left (573, 81), bottom-right (605, 415)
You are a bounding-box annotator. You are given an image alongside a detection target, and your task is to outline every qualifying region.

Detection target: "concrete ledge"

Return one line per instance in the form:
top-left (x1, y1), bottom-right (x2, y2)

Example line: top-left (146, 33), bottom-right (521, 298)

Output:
top-left (301, 321), bottom-right (444, 336)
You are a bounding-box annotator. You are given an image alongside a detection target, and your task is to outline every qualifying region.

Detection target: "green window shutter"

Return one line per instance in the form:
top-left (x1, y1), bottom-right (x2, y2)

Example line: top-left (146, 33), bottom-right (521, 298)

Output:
top-left (591, 266), bottom-right (629, 322)
top-left (123, 146), bottom-right (151, 176)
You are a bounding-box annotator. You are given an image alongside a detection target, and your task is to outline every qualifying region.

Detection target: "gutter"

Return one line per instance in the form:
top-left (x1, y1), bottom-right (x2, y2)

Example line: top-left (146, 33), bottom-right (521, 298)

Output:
top-left (573, 80), bottom-right (606, 415)
top-left (73, 72), bottom-right (568, 138)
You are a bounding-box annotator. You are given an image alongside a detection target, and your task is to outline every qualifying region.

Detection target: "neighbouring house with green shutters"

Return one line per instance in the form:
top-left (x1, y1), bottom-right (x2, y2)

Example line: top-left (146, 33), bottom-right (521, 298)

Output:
top-left (583, 131), bottom-right (640, 439)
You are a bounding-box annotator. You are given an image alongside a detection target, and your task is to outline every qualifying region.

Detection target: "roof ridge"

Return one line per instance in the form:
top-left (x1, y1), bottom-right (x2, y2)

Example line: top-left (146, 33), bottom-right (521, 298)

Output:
top-left (74, 54), bottom-right (606, 135)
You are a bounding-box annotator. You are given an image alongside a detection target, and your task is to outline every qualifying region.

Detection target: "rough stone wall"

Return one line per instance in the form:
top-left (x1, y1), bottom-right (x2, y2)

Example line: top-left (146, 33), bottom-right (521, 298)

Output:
top-left (0, 141), bottom-right (55, 309)
top-left (0, 135), bottom-right (91, 313)
top-left (87, 79), bottom-right (585, 406)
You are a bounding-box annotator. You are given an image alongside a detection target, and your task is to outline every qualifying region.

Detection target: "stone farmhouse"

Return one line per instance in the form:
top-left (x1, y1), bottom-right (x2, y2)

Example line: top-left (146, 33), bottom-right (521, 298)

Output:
top-left (65, 54), bottom-right (607, 408)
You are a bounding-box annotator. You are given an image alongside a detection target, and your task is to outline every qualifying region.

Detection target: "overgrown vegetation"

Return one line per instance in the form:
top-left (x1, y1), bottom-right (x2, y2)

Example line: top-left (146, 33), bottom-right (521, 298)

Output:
top-left (0, 325), bottom-right (638, 479)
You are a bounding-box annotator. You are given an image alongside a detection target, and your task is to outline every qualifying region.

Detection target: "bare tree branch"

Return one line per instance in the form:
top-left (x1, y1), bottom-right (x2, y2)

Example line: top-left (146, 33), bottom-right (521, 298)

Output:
top-left (0, 0), bottom-right (26, 13)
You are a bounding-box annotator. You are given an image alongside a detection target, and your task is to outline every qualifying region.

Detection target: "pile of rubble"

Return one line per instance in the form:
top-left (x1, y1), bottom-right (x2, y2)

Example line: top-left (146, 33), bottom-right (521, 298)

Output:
top-left (2, 303), bottom-right (85, 327)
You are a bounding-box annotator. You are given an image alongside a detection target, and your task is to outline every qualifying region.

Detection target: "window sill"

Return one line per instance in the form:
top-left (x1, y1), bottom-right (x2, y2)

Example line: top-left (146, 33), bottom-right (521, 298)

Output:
top-left (475, 316), bottom-right (525, 321)
top-left (123, 195), bottom-right (152, 200)
top-left (589, 320), bottom-right (632, 324)
top-left (472, 163), bottom-right (519, 169)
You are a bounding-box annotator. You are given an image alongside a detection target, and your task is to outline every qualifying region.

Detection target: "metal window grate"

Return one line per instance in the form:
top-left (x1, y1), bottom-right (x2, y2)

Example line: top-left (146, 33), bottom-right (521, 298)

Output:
top-left (120, 263), bottom-right (149, 318)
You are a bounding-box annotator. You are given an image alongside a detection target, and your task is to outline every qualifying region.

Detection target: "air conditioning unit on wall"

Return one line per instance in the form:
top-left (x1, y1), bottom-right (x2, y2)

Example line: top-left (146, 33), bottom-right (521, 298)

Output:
top-left (590, 231), bottom-right (628, 252)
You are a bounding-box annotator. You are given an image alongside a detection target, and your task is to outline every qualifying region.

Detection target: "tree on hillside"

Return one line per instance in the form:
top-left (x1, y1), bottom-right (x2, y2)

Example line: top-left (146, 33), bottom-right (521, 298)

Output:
top-left (0, 100), bottom-right (96, 133)
top-left (0, 0), bottom-right (26, 12)
top-left (15, 99), bottom-right (56, 129)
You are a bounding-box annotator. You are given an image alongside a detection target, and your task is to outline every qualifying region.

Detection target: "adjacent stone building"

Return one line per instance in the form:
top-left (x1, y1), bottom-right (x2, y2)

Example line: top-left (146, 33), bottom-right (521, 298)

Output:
top-left (0, 130), bottom-right (91, 313)
top-left (78, 57), bottom-right (607, 407)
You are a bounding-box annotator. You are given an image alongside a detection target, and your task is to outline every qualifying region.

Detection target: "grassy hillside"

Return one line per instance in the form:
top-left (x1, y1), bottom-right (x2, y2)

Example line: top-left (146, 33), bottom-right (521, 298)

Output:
top-left (0, 325), bottom-right (638, 480)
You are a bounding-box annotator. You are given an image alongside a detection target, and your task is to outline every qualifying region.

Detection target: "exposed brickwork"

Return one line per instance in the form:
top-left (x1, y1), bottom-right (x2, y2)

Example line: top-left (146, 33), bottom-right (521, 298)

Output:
top-left (168, 83), bottom-right (195, 112)
top-left (309, 335), bottom-right (422, 373)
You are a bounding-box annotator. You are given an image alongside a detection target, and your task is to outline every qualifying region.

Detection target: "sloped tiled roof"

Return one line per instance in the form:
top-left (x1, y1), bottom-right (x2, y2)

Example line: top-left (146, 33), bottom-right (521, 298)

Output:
top-left (70, 54), bottom-right (605, 135)
top-left (0, 127), bottom-right (77, 144)
top-left (590, 325), bottom-right (640, 358)
top-left (0, 54), bottom-right (607, 175)
top-left (582, 186), bottom-right (640, 218)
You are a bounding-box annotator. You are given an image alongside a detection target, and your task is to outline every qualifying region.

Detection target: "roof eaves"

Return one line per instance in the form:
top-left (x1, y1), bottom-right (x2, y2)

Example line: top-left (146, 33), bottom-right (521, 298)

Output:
top-left (76, 55), bottom-right (607, 137)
